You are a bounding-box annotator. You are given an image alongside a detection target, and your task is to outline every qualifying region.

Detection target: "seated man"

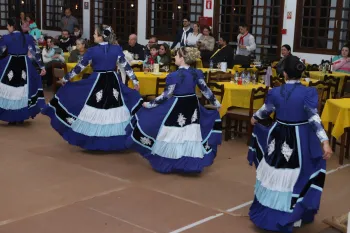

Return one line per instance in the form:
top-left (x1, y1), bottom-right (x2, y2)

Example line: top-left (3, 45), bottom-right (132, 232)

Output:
top-left (210, 36), bottom-right (234, 68)
top-left (58, 29), bottom-right (75, 52)
top-left (122, 34), bottom-right (145, 60)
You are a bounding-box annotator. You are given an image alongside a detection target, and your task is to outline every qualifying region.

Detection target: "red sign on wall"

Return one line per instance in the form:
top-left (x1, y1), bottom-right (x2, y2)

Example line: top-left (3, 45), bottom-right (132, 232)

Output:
top-left (206, 0), bottom-right (212, 9)
top-left (199, 17), bottom-right (213, 27)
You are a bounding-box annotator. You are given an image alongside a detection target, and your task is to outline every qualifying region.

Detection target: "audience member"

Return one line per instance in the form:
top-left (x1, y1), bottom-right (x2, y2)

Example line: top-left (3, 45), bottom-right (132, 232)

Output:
top-left (236, 23), bottom-right (256, 57)
top-left (123, 34), bottom-right (145, 60)
top-left (210, 35), bottom-right (234, 68)
top-left (171, 17), bottom-right (193, 49)
top-left (60, 7), bottom-right (79, 34)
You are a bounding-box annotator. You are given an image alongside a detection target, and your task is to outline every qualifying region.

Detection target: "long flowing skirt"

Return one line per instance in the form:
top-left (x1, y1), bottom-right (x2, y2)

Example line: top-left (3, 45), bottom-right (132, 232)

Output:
top-left (125, 94), bottom-right (222, 173)
top-left (42, 71), bottom-right (142, 151)
top-left (247, 121), bottom-right (326, 233)
top-left (0, 55), bottom-right (44, 122)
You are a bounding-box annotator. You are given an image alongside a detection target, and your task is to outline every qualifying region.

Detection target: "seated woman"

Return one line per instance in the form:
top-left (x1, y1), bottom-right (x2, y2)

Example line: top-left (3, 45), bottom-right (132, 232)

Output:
top-left (158, 43), bottom-right (171, 68)
top-left (332, 44), bottom-right (350, 73)
top-left (247, 55), bottom-right (332, 233)
top-left (68, 38), bottom-right (87, 63)
top-left (197, 26), bottom-right (215, 67)
top-left (276, 44), bottom-right (292, 76)
top-left (126, 47), bottom-right (222, 174)
top-left (186, 23), bottom-right (202, 47)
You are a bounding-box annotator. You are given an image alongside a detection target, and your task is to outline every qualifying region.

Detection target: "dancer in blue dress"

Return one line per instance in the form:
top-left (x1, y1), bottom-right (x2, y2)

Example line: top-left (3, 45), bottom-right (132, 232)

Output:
top-left (0, 18), bottom-right (46, 124)
top-left (247, 55), bottom-right (333, 233)
top-left (126, 47), bottom-right (222, 173)
top-left (42, 25), bottom-right (142, 151)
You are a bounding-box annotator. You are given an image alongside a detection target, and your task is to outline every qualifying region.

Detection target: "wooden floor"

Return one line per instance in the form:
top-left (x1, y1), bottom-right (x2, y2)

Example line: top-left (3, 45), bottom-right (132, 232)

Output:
top-left (0, 92), bottom-right (348, 233)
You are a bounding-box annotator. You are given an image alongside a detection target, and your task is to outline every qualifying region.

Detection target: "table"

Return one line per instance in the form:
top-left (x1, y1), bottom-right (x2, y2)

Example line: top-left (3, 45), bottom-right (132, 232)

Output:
top-left (66, 63), bottom-right (93, 82)
top-left (216, 82), bottom-right (266, 117)
top-left (131, 72), bottom-right (167, 96)
top-left (309, 71), bottom-right (348, 91)
top-left (321, 98), bottom-right (350, 164)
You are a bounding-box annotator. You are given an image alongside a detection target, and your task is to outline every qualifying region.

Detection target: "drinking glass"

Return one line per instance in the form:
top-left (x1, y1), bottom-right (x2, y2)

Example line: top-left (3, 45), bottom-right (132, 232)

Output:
top-left (164, 65), bottom-right (169, 74)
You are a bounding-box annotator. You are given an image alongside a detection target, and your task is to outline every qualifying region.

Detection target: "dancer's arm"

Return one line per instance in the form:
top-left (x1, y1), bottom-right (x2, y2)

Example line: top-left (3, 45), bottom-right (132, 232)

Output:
top-left (0, 36), bottom-right (6, 56)
top-left (143, 83), bottom-right (176, 108)
top-left (117, 46), bottom-right (139, 86)
top-left (196, 71), bottom-right (221, 108)
top-left (252, 90), bottom-right (275, 124)
top-left (63, 49), bottom-right (92, 81)
top-left (27, 36), bottom-right (44, 69)
top-left (304, 88), bottom-right (329, 143)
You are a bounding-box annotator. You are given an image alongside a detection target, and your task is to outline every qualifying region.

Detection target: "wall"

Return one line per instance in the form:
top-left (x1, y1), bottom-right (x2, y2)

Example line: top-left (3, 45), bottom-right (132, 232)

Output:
top-left (281, 0), bottom-right (332, 64)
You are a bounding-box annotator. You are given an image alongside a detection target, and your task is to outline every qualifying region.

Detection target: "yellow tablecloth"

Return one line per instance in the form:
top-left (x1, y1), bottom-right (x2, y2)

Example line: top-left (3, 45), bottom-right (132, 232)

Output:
top-left (216, 82), bottom-right (266, 117)
top-left (300, 78), bottom-right (319, 86)
top-left (63, 52), bottom-right (69, 63)
top-left (130, 72), bottom-right (167, 96)
top-left (309, 71), bottom-right (347, 91)
top-left (321, 98), bottom-right (350, 139)
top-left (66, 63), bottom-right (93, 82)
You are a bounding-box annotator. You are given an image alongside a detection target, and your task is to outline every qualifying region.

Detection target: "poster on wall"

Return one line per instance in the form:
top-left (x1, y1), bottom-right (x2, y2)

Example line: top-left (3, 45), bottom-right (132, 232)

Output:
top-left (84, 2), bottom-right (89, 9)
top-left (206, 0), bottom-right (212, 10)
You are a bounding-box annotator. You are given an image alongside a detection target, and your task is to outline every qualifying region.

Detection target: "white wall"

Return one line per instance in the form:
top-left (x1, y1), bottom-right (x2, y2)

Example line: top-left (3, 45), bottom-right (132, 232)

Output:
top-left (281, 0), bottom-right (333, 64)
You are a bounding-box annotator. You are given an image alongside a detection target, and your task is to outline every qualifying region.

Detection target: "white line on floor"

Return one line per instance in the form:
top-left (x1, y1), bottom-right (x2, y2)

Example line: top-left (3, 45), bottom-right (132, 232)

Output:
top-left (169, 163), bottom-right (350, 233)
top-left (169, 213), bottom-right (224, 233)
top-left (325, 163), bottom-right (350, 175)
top-left (0, 187), bottom-right (127, 226)
top-left (226, 200), bottom-right (253, 212)
top-left (89, 207), bottom-right (158, 233)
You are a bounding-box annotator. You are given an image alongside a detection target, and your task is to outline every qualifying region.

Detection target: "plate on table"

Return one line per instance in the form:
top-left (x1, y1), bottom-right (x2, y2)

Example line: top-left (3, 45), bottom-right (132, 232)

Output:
top-left (151, 72), bottom-right (163, 76)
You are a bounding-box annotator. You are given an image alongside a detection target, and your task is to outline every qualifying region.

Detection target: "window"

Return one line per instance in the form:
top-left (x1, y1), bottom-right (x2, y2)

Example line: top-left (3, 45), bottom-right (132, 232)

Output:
top-left (1, 0), bottom-right (41, 29)
top-left (91, 0), bottom-right (137, 41)
top-left (214, 0), bottom-right (285, 60)
top-left (43, 0), bottom-right (82, 31)
top-left (294, 0), bottom-right (350, 54)
top-left (147, 0), bottom-right (203, 41)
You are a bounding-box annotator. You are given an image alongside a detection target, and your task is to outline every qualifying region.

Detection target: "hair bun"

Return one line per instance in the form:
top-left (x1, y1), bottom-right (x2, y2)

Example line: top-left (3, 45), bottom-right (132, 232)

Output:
top-left (103, 26), bottom-right (112, 38)
top-left (295, 62), bottom-right (305, 72)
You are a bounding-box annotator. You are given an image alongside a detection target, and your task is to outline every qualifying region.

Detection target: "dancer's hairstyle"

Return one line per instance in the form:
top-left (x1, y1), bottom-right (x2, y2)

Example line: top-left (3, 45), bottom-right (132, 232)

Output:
top-left (7, 18), bottom-right (25, 47)
top-left (176, 47), bottom-right (201, 65)
top-left (283, 55), bottom-right (306, 79)
top-left (96, 24), bottom-right (116, 44)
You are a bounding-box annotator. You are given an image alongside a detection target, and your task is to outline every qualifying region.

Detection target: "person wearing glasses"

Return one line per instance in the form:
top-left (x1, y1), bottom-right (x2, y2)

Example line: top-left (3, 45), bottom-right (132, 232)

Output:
top-left (170, 17), bottom-right (193, 49)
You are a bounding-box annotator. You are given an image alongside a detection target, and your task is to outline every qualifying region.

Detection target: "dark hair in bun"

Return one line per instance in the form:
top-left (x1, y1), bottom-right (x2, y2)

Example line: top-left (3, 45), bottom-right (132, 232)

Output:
top-left (283, 55), bottom-right (306, 79)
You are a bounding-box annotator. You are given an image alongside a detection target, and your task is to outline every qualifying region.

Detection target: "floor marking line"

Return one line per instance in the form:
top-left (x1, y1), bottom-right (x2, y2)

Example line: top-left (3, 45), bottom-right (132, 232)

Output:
top-left (169, 213), bottom-right (224, 233)
top-left (0, 187), bottom-right (127, 226)
top-left (226, 200), bottom-right (253, 213)
top-left (88, 207), bottom-right (158, 233)
top-left (168, 163), bottom-right (349, 233)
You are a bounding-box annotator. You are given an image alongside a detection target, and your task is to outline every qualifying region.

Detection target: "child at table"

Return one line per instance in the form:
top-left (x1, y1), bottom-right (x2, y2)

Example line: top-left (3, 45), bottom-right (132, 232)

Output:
top-left (143, 44), bottom-right (161, 66)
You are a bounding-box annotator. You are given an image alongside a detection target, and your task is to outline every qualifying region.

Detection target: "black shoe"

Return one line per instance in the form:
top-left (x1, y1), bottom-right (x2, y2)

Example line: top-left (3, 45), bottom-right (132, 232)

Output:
top-left (8, 122), bottom-right (17, 125)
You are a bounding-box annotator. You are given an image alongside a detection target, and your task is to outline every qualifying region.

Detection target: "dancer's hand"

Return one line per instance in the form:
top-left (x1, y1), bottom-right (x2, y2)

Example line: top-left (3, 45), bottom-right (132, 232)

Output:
top-left (134, 84), bottom-right (140, 91)
top-left (57, 79), bottom-right (66, 86)
top-left (251, 117), bottom-right (257, 125)
top-left (40, 69), bottom-right (46, 76)
top-left (322, 141), bottom-right (333, 160)
top-left (142, 102), bottom-right (149, 108)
